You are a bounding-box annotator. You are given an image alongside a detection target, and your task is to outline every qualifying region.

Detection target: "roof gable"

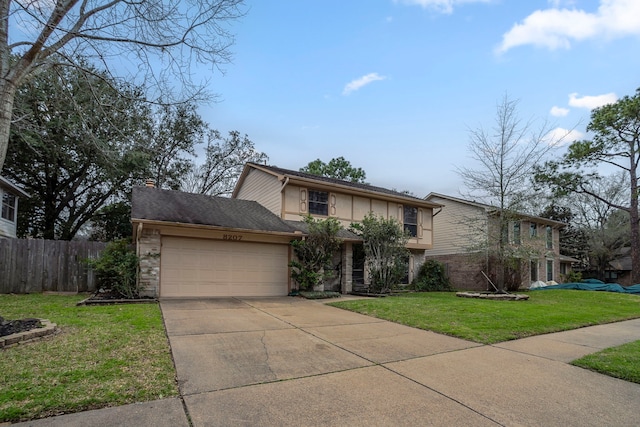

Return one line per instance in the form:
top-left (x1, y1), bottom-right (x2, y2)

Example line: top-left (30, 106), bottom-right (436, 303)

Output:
top-left (426, 192), bottom-right (566, 227)
top-left (235, 163), bottom-right (441, 207)
top-left (132, 186), bottom-right (297, 234)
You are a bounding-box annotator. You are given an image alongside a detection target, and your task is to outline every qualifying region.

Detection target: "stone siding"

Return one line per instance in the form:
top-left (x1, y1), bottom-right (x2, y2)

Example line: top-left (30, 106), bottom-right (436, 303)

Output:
top-left (138, 228), bottom-right (161, 298)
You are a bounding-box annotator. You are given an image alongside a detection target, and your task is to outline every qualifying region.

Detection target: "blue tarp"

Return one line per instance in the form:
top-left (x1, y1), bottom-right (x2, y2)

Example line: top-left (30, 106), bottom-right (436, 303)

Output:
top-left (534, 280), bottom-right (640, 295)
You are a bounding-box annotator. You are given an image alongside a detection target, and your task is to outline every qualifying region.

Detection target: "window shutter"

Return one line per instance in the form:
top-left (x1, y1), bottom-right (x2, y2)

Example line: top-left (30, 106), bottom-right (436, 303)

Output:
top-left (330, 193), bottom-right (337, 216)
top-left (300, 188), bottom-right (307, 213)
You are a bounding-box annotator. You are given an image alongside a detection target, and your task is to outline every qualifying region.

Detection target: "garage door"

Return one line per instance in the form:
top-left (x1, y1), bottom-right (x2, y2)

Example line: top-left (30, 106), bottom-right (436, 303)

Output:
top-left (160, 237), bottom-right (289, 297)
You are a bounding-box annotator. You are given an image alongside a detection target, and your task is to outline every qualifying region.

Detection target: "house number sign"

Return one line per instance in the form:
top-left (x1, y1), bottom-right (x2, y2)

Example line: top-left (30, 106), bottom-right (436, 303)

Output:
top-left (223, 234), bottom-right (243, 241)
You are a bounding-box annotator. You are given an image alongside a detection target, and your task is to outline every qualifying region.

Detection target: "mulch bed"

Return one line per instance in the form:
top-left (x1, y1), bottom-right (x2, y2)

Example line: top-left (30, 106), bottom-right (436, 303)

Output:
top-left (77, 289), bottom-right (157, 305)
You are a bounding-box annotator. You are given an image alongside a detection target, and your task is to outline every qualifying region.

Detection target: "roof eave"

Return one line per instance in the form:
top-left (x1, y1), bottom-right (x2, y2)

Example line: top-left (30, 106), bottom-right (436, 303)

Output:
top-left (0, 176), bottom-right (29, 198)
top-left (131, 218), bottom-right (300, 238)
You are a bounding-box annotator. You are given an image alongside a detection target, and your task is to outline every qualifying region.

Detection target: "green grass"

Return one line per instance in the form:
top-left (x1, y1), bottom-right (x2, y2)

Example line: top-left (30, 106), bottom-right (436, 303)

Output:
top-left (330, 290), bottom-right (640, 344)
top-left (572, 340), bottom-right (640, 384)
top-left (0, 294), bottom-right (177, 423)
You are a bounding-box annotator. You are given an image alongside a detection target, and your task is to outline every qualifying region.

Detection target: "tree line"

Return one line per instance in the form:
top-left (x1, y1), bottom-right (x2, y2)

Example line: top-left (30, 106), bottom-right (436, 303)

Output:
top-left (2, 63), bottom-right (265, 240)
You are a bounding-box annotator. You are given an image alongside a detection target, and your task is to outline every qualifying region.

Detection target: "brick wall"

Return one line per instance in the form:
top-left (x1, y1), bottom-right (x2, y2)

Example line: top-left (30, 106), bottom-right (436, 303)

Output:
top-left (425, 253), bottom-right (489, 291)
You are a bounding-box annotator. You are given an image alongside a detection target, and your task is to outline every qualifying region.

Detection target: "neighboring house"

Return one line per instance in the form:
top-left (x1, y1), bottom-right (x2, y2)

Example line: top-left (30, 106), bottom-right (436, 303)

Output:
top-left (0, 176), bottom-right (28, 238)
top-left (425, 193), bottom-right (567, 291)
top-left (234, 163), bottom-right (441, 293)
top-left (579, 247), bottom-right (632, 286)
top-left (131, 163), bottom-right (441, 298)
top-left (605, 248), bottom-right (632, 286)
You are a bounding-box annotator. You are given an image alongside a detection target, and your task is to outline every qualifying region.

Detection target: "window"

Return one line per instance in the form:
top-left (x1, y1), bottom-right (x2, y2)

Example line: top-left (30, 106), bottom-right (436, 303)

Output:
top-left (512, 221), bottom-right (521, 245)
top-left (560, 263), bottom-right (567, 275)
top-left (546, 225), bottom-right (553, 249)
top-left (1, 192), bottom-right (16, 222)
top-left (529, 223), bottom-right (537, 238)
top-left (546, 259), bottom-right (553, 282)
top-left (403, 206), bottom-right (418, 237)
top-left (308, 190), bottom-right (328, 216)
top-left (530, 259), bottom-right (538, 282)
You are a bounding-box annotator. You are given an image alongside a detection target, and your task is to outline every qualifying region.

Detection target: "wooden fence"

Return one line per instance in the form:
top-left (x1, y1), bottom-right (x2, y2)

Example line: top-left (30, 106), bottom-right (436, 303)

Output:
top-left (0, 238), bottom-right (107, 294)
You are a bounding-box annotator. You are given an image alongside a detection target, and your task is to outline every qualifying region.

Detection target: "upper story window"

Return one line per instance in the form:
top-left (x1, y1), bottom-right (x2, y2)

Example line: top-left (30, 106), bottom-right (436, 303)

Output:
top-left (546, 225), bottom-right (553, 249)
top-left (530, 222), bottom-right (538, 238)
top-left (308, 190), bottom-right (328, 216)
top-left (403, 206), bottom-right (418, 237)
top-left (2, 192), bottom-right (16, 222)
top-left (512, 221), bottom-right (521, 245)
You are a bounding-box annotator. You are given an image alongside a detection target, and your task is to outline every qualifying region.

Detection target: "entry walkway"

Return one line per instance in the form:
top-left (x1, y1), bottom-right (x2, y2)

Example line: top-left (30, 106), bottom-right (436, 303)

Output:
top-left (12, 297), bottom-right (640, 426)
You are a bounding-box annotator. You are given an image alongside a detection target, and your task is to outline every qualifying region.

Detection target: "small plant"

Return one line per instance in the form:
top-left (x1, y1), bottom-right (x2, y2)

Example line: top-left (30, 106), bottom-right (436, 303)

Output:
top-left (411, 260), bottom-right (454, 291)
top-left (88, 239), bottom-right (141, 298)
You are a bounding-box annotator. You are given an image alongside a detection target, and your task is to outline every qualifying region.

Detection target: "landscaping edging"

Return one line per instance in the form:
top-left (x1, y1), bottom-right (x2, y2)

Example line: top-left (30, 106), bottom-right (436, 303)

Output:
top-left (456, 292), bottom-right (530, 301)
top-left (0, 319), bottom-right (57, 348)
top-left (76, 296), bottom-right (158, 306)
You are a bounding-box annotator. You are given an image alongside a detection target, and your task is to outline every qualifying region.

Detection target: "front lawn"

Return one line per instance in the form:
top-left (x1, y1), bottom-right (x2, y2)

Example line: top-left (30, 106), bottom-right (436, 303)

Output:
top-left (0, 294), bottom-right (177, 423)
top-left (330, 290), bottom-right (640, 344)
top-left (572, 340), bottom-right (640, 384)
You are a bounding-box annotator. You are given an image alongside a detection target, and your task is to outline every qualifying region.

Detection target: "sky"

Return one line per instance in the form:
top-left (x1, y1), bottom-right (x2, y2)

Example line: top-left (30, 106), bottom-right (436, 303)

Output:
top-left (199, 0), bottom-right (640, 197)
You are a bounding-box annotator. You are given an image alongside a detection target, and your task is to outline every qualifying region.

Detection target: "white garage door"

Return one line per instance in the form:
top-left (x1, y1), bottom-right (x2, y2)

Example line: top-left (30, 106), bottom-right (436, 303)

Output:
top-left (160, 237), bottom-right (289, 297)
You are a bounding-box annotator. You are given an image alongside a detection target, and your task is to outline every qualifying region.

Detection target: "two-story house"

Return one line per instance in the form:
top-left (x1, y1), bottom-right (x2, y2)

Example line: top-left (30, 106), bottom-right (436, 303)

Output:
top-left (233, 163), bottom-right (441, 292)
top-left (0, 176), bottom-right (29, 239)
top-left (425, 193), bottom-right (568, 291)
top-left (131, 164), bottom-right (440, 298)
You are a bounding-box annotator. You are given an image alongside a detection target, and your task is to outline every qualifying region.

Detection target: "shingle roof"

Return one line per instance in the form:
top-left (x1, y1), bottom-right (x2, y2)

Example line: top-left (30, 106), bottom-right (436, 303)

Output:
top-left (284, 220), bottom-right (363, 241)
top-left (132, 186), bottom-right (297, 234)
top-left (247, 163), bottom-right (430, 203)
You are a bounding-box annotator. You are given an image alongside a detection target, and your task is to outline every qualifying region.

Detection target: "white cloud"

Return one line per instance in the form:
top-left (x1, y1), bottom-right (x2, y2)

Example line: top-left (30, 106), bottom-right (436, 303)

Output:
top-left (342, 73), bottom-right (387, 96)
top-left (393, 0), bottom-right (490, 15)
top-left (497, 0), bottom-right (640, 53)
top-left (550, 106), bottom-right (570, 117)
top-left (544, 127), bottom-right (584, 147)
top-left (568, 92), bottom-right (617, 109)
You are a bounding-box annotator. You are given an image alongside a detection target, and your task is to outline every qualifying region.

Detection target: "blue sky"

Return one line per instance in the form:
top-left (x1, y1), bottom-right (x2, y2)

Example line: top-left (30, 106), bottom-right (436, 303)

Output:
top-left (200, 0), bottom-right (640, 197)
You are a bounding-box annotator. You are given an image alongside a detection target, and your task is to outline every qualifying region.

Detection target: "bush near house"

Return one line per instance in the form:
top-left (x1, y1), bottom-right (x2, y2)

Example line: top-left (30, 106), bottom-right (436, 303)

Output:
top-left (290, 216), bottom-right (343, 291)
top-left (350, 213), bottom-right (410, 294)
top-left (411, 260), bottom-right (454, 291)
top-left (87, 239), bottom-right (140, 298)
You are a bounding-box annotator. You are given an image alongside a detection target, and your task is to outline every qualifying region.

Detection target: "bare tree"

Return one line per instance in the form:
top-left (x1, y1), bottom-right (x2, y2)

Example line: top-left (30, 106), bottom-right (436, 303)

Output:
top-left (181, 130), bottom-right (267, 197)
top-left (0, 0), bottom-right (245, 170)
top-left (457, 94), bottom-right (567, 291)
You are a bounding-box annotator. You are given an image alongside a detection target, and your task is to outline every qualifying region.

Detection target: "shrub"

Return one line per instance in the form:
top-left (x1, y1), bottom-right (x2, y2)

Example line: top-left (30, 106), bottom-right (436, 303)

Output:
top-left (350, 214), bottom-right (410, 294)
top-left (290, 216), bottom-right (343, 291)
top-left (562, 270), bottom-right (582, 283)
top-left (88, 239), bottom-right (140, 298)
top-left (411, 260), bottom-right (454, 291)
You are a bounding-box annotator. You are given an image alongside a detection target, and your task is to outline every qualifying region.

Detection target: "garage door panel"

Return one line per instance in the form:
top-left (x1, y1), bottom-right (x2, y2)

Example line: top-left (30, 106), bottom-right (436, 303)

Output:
top-left (160, 237), bottom-right (288, 297)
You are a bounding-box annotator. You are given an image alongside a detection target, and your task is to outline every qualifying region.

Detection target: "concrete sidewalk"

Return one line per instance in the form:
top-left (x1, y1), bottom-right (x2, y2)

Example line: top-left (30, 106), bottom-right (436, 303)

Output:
top-left (10, 297), bottom-right (640, 426)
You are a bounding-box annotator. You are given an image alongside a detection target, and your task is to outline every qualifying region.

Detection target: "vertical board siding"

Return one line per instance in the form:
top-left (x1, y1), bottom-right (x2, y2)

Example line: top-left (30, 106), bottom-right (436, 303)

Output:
top-left (0, 238), bottom-right (106, 294)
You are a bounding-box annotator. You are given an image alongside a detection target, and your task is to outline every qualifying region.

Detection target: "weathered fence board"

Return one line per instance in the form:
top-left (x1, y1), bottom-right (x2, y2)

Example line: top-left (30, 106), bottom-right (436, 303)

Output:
top-left (0, 238), bottom-right (106, 294)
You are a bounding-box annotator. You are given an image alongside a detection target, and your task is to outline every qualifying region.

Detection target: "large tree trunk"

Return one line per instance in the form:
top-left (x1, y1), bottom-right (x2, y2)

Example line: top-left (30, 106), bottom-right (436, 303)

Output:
top-left (629, 154), bottom-right (640, 285)
top-left (0, 79), bottom-right (17, 171)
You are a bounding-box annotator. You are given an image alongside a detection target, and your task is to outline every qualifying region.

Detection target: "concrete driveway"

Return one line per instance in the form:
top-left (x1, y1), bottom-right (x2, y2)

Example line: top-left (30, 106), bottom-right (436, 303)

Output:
top-left (161, 297), bottom-right (640, 427)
